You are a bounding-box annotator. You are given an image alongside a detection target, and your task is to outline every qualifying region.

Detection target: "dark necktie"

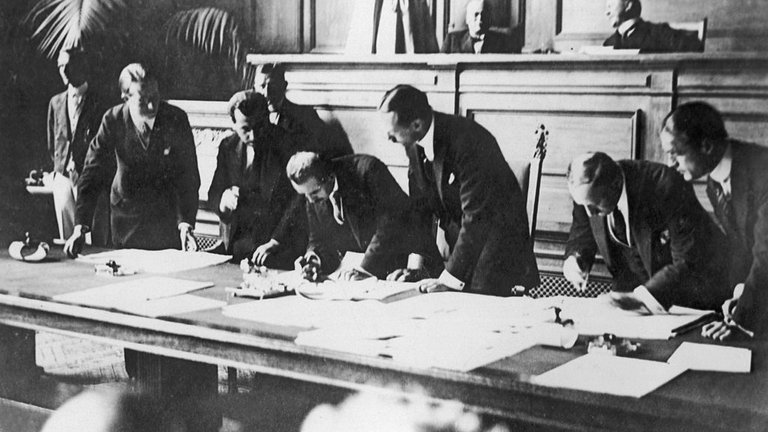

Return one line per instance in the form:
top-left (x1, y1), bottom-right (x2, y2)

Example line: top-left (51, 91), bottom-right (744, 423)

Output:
top-left (610, 208), bottom-right (629, 246)
top-left (416, 145), bottom-right (434, 184)
top-left (707, 178), bottom-right (734, 234)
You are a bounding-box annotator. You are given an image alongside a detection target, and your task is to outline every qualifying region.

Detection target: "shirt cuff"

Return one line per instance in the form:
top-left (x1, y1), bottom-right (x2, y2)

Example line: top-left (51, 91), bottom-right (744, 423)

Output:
top-left (633, 285), bottom-right (668, 315)
top-left (438, 269), bottom-right (465, 291)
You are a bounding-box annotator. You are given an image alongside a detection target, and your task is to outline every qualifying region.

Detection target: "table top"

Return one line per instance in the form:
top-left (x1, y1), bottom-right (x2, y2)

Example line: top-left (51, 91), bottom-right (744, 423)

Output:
top-left (1, 248), bottom-right (766, 432)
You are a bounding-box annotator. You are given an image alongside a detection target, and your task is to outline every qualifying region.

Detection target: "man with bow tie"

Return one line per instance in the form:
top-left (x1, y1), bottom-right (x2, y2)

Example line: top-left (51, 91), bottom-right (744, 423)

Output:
top-left (602, 0), bottom-right (702, 53)
top-left (207, 91), bottom-right (307, 266)
top-left (64, 63), bottom-right (200, 257)
top-left (440, 0), bottom-right (517, 54)
top-left (563, 152), bottom-right (730, 312)
top-left (287, 151), bottom-right (442, 282)
top-left (661, 102), bottom-right (768, 340)
top-left (379, 85), bottom-right (539, 296)
top-left (45, 47), bottom-right (109, 245)
top-left (253, 63), bottom-right (352, 159)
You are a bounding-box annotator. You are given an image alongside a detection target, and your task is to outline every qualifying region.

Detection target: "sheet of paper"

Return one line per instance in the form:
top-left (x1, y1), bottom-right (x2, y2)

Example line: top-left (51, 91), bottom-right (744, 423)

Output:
top-left (77, 249), bottom-right (231, 274)
top-left (53, 276), bottom-right (213, 308)
top-left (221, 296), bottom-right (390, 329)
top-left (532, 354), bottom-right (686, 398)
top-left (295, 279), bottom-right (419, 302)
top-left (115, 294), bottom-right (226, 318)
top-left (535, 295), bottom-right (709, 339)
top-left (667, 342), bottom-right (751, 373)
top-left (296, 321), bottom-right (538, 372)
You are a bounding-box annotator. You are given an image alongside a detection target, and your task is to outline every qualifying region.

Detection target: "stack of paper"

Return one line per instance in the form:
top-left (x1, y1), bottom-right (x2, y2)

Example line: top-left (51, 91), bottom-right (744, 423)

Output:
top-left (667, 342), bottom-right (751, 373)
top-left (532, 354), bottom-right (687, 398)
top-left (53, 276), bottom-right (225, 317)
top-left (77, 249), bottom-right (231, 274)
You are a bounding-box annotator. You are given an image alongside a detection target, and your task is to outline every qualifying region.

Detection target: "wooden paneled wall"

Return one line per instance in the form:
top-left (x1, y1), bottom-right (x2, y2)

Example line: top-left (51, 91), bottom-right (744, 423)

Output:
top-left (230, 53), bottom-right (767, 273)
top-left (552, 0), bottom-right (768, 53)
top-left (245, 0), bottom-right (767, 54)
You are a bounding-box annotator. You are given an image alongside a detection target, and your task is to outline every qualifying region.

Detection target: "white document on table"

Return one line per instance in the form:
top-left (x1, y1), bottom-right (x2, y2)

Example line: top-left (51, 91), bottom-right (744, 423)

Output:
top-left (222, 295), bottom-right (390, 329)
top-left (667, 342), bottom-right (751, 373)
top-left (296, 320), bottom-right (539, 372)
top-left (535, 296), bottom-right (709, 339)
top-left (53, 276), bottom-right (219, 317)
top-left (532, 354), bottom-right (686, 398)
top-left (77, 249), bottom-right (231, 274)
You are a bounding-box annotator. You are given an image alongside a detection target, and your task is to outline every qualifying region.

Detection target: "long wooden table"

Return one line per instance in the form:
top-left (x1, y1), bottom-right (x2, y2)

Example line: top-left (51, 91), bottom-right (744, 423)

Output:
top-left (1, 249), bottom-right (767, 432)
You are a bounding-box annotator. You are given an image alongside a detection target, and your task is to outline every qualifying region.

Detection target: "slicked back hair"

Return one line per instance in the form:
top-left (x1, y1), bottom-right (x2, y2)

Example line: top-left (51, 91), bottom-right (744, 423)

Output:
top-left (378, 84), bottom-right (432, 126)
top-left (227, 90), bottom-right (268, 123)
top-left (662, 101), bottom-right (728, 150)
top-left (286, 151), bottom-right (332, 185)
top-left (118, 63), bottom-right (156, 100)
top-left (566, 152), bottom-right (622, 191)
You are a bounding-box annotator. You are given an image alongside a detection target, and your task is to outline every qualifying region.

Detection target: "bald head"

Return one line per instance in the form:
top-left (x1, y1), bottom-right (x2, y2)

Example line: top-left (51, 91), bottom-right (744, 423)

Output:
top-left (566, 152), bottom-right (623, 216)
top-left (465, 0), bottom-right (490, 38)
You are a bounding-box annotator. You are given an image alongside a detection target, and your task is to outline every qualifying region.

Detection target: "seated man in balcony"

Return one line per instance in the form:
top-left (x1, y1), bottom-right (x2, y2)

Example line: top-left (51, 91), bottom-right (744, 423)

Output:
top-left (563, 152), bottom-right (730, 312)
top-left (208, 91), bottom-right (306, 266)
top-left (603, 0), bottom-right (702, 53)
top-left (441, 0), bottom-right (516, 54)
top-left (253, 63), bottom-right (352, 158)
top-left (287, 151), bottom-right (441, 282)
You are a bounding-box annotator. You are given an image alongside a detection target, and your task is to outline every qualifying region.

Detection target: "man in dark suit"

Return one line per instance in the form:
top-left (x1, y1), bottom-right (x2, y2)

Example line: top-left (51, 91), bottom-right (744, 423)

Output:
top-left (440, 0), bottom-right (516, 54)
top-left (378, 84), bottom-right (539, 296)
top-left (563, 152), bottom-right (730, 311)
top-left (207, 91), bottom-right (306, 266)
top-left (64, 63), bottom-right (200, 257)
top-left (46, 47), bottom-right (109, 245)
top-left (602, 0), bottom-right (702, 53)
top-left (661, 102), bottom-right (768, 339)
top-left (253, 63), bottom-right (352, 159)
top-left (287, 151), bottom-right (442, 281)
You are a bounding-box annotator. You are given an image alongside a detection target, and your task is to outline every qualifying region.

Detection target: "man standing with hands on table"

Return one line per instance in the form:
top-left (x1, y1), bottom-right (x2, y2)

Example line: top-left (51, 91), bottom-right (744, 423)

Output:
top-left (378, 84), bottom-right (539, 296)
top-left (288, 151), bottom-right (442, 282)
top-left (207, 90), bottom-right (306, 266)
top-left (563, 152), bottom-right (730, 312)
top-left (64, 63), bottom-right (200, 257)
top-left (660, 102), bottom-right (768, 340)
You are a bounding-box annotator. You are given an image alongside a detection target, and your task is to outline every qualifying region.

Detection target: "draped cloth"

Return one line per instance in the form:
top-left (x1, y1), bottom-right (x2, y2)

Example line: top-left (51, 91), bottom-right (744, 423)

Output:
top-left (346, 0), bottom-right (439, 54)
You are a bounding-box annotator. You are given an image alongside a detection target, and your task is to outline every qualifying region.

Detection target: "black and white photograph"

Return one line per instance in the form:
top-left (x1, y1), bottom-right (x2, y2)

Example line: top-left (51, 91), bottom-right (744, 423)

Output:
top-left (0, 0), bottom-right (766, 431)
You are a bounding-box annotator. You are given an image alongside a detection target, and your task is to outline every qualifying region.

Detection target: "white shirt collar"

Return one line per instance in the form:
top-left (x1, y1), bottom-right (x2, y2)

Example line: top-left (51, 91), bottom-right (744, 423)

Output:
top-left (130, 109), bottom-right (156, 132)
top-left (610, 172), bottom-right (631, 246)
top-left (418, 114), bottom-right (436, 161)
top-left (68, 81), bottom-right (88, 99)
top-left (618, 18), bottom-right (639, 37)
top-left (709, 142), bottom-right (732, 187)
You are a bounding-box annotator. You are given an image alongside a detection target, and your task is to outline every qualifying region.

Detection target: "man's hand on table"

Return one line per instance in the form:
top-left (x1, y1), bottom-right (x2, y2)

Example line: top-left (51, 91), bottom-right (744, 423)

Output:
top-left (63, 225), bottom-right (87, 258)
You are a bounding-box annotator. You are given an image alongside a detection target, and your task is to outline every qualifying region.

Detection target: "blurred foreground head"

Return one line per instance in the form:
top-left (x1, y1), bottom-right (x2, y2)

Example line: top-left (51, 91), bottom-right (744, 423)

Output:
top-left (40, 388), bottom-right (186, 432)
top-left (301, 390), bottom-right (509, 432)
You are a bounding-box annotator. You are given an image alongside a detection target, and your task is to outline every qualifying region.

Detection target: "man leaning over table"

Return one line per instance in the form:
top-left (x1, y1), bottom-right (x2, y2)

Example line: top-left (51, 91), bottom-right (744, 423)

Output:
top-left (288, 151), bottom-right (442, 282)
top-left (64, 63), bottom-right (200, 257)
top-left (563, 152), bottom-right (730, 312)
top-left (660, 102), bottom-right (768, 340)
top-left (378, 84), bottom-right (539, 296)
top-left (207, 90), bottom-right (306, 266)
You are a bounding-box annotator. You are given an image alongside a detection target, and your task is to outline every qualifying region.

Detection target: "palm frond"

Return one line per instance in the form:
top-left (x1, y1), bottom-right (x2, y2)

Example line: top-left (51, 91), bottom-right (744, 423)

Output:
top-left (165, 7), bottom-right (244, 71)
top-left (24, 0), bottom-right (127, 58)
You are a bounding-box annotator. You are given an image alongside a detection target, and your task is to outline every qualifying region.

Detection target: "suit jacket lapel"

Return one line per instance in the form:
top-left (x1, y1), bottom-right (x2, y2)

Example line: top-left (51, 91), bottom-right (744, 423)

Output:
top-left (460, 31), bottom-right (474, 53)
top-left (591, 215), bottom-right (613, 268)
top-left (55, 93), bottom-right (72, 140)
top-left (730, 143), bottom-right (751, 235)
top-left (433, 114), bottom-right (448, 204)
top-left (626, 174), bottom-right (654, 276)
